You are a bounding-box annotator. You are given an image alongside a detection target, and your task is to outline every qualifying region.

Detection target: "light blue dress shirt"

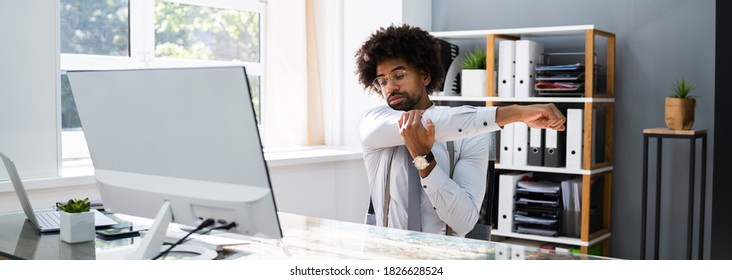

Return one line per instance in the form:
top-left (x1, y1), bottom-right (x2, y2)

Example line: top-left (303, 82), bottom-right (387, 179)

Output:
top-left (359, 105), bottom-right (501, 236)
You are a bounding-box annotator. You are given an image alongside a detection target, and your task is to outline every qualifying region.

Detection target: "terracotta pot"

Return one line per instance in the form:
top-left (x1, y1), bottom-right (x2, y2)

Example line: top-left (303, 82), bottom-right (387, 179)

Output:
top-left (664, 97), bottom-right (696, 130)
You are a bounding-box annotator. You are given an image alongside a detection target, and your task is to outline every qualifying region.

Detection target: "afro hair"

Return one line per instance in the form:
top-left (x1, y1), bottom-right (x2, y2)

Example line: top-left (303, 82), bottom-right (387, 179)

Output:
top-left (355, 24), bottom-right (445, 95)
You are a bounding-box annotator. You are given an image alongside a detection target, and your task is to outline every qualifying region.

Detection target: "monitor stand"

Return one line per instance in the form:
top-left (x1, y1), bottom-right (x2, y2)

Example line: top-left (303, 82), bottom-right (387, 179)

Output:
top-left (96, 201), bottom-right (217, 260)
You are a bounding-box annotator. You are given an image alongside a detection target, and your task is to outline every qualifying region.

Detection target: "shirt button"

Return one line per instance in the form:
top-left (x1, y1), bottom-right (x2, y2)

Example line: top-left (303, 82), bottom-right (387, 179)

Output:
top-left (423, 185), bottom-right (427, 189)
top-left (458, 128), bottom-right (463, 132)
top-left (433, 207), bottom-right (437, 210)
top-left (483, 121), bottom-right (488, 126)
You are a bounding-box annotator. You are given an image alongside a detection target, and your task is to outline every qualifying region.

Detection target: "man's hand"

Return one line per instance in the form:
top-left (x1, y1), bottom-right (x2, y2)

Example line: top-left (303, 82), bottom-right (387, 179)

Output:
top-left (397, 110), bottom-right (435, 158)
top-left (496, 103), bottom-right (566, 131)
top-left (520, 104), bottom-right (566, 131)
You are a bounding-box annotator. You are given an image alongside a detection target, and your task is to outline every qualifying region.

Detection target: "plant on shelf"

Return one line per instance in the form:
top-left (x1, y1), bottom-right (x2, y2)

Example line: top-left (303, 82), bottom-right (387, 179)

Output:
top-left (460, 48), bottom-right (487, 97)
top-left (58, 198), bottom-right (95, 243)
top-left (460, 48), bottom-right (487, 70)
top-left (665, 78), bottom-right (697, 130)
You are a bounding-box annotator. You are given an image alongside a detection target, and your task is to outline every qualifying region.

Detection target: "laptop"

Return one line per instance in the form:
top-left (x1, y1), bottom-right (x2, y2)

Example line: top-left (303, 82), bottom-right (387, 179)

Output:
top-left (1, 152), bottom-right (117, 233)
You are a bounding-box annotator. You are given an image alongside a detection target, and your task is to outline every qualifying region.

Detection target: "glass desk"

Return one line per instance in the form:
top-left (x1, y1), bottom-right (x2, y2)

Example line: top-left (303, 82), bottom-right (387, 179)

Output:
top-left (0, 211), bottom-right (608, 260)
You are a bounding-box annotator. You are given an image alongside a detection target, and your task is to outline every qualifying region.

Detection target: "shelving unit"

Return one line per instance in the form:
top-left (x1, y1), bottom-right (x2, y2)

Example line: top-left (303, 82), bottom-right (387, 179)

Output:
top-left (430, 25), bottom-right (615, 256)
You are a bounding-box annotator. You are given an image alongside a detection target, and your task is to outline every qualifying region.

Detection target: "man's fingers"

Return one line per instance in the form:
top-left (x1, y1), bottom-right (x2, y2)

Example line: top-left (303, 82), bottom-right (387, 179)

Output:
top-left (410, 110), bottom-right (424, 126)
top-left (425, 118), bottom-right (435, 137)
top-left (399, 110), bottom-right (427, 129)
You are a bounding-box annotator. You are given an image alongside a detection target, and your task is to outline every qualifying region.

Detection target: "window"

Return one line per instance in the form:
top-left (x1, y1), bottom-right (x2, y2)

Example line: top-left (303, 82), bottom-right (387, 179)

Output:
top-left (60, 0), bottom-right (265, 169)
top-left (60, 0), bottom-right (129, 56)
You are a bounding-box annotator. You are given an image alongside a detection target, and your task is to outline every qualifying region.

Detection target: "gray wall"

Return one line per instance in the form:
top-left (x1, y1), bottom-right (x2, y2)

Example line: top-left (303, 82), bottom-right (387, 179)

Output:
top-left (432, 0), bottom-right (715, 259)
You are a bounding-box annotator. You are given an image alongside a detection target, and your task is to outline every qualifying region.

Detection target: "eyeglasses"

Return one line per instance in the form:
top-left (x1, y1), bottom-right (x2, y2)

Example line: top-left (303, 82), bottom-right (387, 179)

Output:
top-left (372, 69), bottom-right (408, 92)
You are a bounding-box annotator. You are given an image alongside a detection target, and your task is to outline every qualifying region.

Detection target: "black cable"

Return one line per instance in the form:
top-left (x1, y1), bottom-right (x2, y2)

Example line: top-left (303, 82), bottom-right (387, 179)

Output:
top-left (152, 218), bottom-right (215, 260)
top-left (197, 221), bottom-right (238, 236)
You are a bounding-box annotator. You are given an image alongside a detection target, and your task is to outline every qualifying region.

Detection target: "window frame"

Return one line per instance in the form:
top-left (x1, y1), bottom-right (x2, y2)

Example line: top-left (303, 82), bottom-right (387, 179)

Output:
top-left (60, 0), bottom-right (267, 168)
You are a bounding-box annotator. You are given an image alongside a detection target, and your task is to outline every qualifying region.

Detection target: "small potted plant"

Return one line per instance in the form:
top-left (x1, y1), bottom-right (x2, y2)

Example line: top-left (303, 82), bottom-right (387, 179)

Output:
top-left (665, 78), bottom-right (697, 130)
top-left (460, 48), bottom-right (487, 97)
top-left (57, 198), bottom-right (95, 243)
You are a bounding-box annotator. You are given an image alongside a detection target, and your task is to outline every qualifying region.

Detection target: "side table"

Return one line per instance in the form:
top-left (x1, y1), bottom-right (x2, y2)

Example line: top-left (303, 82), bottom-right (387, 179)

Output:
top-left (641, 128), bottom-right (707, 260)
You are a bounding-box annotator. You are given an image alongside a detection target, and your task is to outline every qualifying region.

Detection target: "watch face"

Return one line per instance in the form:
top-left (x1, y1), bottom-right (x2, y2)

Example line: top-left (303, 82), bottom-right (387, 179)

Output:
top-left (414, 156), bottom-right (429, 170)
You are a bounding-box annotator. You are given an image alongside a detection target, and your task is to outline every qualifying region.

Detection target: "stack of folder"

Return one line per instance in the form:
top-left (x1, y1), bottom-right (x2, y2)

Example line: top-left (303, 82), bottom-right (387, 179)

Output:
top-left (496, 172), bottom-right (533, 235)
top-left (512, 180), bottom-right (562, 237)
top-left (534, 63), bottom-right (585, 96)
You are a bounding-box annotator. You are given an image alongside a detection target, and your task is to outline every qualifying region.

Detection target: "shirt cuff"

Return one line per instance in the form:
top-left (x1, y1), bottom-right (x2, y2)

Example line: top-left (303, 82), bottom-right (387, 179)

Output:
top-left (478, 107), bottom-right (502, 132)
top-left (420, 164), bottom-right (450, 197)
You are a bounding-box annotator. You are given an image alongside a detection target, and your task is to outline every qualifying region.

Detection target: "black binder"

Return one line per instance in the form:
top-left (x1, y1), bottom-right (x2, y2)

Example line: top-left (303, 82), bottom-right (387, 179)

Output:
top-left (528, 128), bottom-right (544, 166)
top-left (544, 130), bottom-right (566, 167)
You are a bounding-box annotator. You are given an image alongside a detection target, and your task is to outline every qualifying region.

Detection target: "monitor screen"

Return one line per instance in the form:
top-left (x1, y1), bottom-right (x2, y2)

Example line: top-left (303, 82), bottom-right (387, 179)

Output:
top-left (67, 67), bottom-right (282, 242)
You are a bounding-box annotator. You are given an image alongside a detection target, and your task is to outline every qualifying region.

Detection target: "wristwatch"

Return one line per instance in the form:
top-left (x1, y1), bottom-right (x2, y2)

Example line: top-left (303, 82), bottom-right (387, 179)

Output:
top-left (412, 152), bottom-right (435, 171)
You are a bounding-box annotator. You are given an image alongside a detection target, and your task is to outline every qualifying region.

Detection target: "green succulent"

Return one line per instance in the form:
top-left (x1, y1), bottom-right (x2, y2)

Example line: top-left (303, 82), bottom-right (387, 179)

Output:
top-left (669, 78), bottom-right (696, 99)
top-left (461, 48), bottom-right (487, 70)
top-left (57, 198), bottom-right (91, 213)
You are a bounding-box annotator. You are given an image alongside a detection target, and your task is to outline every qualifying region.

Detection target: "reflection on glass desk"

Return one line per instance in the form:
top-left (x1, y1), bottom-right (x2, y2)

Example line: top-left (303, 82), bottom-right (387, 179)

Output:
top-left (0, 211), bottom-right (608, 260)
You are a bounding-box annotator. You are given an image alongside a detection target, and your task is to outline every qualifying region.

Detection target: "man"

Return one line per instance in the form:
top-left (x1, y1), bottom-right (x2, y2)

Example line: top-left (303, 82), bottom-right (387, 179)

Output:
top-left (356, 24), bottom-right (565, 237)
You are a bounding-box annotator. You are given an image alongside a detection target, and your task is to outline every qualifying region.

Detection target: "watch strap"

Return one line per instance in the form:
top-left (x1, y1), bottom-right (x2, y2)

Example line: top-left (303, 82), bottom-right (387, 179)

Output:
top-left (424, 151), bottom-right (435, 163)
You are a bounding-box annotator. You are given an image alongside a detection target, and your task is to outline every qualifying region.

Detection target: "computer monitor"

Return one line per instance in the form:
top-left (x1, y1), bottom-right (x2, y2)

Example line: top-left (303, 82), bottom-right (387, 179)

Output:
top-left (66, 66), bottom-right (282, 259)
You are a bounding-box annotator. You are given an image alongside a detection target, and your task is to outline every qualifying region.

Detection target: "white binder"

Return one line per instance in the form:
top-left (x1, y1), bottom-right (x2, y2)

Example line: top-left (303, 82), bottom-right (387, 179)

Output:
top-left (497, 172), bottom-right (532, 234)
top-left (513, 122), bottom-right (529, 166)
top-left (545, 129), bottom-right (559, 150)
top-left (499, 123), bottom-right (514, 165)
top-left (497, 40), bottom-right (516, 97)
top-left (566, 109), bottom-right (584, 169)
top-left (514, 40), bottom-right (543, 98)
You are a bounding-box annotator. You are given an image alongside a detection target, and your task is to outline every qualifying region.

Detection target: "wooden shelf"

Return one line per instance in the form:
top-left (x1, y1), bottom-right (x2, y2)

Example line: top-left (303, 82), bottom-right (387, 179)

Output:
top-left (430, 25), bottom-right (598, 39)
top-left (433, 25), bottom-right (616, 256)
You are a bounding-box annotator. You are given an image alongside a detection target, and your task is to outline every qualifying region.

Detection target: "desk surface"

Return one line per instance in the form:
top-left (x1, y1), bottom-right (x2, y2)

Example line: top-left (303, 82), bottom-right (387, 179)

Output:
top-left (0, 211), bottom-right (606, 260)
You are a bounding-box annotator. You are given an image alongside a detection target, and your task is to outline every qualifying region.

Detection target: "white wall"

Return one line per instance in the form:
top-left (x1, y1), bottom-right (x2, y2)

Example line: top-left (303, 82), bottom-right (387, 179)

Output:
top-left (0, 1), bottom-right (60, 179)
top-left (340, 0), bottom-right (432, 148)
top-left (269, 158), bottom-right (370, 223)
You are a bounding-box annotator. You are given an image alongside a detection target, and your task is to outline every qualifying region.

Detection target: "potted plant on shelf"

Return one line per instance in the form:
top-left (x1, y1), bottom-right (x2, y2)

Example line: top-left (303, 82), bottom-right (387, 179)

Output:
top-left (460, 48), bottom-right (487, 97)
top-left (665, 78), bottom-right (697, 130)
top-left (57, 198), bottom-right (95, 243)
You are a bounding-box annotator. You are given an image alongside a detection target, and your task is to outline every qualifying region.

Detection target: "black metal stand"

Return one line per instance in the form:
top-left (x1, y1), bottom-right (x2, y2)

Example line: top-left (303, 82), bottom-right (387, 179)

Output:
top-left (641, 128), bottom-right (707, 260)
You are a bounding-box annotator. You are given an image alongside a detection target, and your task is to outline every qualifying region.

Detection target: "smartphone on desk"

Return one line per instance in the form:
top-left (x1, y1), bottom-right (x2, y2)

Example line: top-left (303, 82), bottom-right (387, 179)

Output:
top-left (96, 228), bottom-right (145, 240)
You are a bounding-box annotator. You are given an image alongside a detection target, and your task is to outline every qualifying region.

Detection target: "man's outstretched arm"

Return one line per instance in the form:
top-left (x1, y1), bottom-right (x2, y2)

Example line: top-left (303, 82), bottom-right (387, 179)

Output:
top-left (496, 103), bottom-right (566, 131)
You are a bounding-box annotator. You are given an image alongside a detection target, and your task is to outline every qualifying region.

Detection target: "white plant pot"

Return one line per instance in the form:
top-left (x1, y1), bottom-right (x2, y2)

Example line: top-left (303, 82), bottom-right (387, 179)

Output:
top-left (60, 211), bottom-right (95, 244)
top-left (461, 69), bottom-right (487, 97)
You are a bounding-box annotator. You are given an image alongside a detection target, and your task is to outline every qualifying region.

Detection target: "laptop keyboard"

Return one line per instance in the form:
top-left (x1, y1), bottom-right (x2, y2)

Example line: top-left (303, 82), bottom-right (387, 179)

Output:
top-left (35, 211), bottom-right (60, 229)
